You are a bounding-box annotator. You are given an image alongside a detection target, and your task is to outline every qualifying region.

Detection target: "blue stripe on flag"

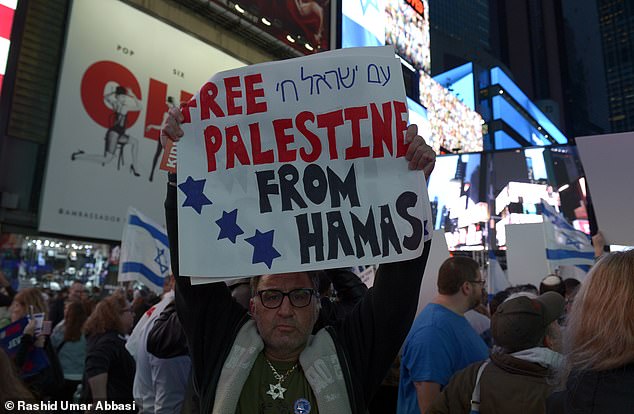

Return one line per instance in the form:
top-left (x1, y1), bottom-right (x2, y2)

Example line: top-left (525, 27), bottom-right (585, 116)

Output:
top-left (576, 265), bottom-right (592, 272)
top-left (546, 249), bottom-right (595, 261)
top-left (121, 262), bottom-right (165, 288)
top-left (129, 215), bottom-right (169, 247)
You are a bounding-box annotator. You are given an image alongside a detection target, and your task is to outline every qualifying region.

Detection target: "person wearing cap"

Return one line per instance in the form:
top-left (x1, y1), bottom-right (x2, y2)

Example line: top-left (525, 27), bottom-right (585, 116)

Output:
top-left (428, 291), bottom-right (565, 414)
top-left (397, 257), bottom-right (489, 414)
top-left (539, 274), bottom-right (565, 296)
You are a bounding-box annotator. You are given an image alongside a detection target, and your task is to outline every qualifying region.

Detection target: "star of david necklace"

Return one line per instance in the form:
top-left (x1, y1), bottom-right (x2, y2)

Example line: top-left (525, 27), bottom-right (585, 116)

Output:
top-left (265, 358), bottom-right (298, 400)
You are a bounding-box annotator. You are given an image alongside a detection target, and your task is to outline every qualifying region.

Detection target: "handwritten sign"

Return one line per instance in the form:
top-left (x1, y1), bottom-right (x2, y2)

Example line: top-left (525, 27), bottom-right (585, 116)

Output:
top-left (177, 46), bottom-right (432, 279)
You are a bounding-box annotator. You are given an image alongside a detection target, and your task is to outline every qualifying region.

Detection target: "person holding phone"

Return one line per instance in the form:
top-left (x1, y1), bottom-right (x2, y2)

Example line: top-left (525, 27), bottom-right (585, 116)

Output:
top-left (8, 287), bottom-right (63, 399)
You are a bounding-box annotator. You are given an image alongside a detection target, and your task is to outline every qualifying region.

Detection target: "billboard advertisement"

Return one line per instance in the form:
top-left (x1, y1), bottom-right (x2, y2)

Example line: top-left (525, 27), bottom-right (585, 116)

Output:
top-left (39, 0), bottom-right (245, 240)
top-left (0, 0), bottom-right (17, 96)
top-left (209, 0), bottom-right (331, 53)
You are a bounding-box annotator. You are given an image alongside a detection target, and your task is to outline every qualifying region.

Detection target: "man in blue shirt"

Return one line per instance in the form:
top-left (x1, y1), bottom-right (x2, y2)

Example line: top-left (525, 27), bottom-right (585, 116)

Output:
top-left (398, 256), bottom-right (489, 413)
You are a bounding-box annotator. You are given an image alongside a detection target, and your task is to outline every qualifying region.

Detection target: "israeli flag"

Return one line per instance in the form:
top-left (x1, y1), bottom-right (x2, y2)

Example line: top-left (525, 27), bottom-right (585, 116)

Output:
top-left (119, 207), bottom-right (171, 294)
top-left (541, 200), bottom-right (594, 272)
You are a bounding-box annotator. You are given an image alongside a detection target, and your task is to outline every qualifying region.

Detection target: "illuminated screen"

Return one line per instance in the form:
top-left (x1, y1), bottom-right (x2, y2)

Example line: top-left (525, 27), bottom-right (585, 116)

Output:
top-left (210, 0), bottom-right (331, 54)
top-left (491, 68), bottom-right (567, 144)
top-left (342, 0), bottom-right (429, 72)
top-left (420, 72), bottom-right (483, 153)
top-left (0, 0), bottom-right (17, 96)
top-left (384, 0), bottom-right (430, 72)
top-left (433, 62), bottom-right (475, 110)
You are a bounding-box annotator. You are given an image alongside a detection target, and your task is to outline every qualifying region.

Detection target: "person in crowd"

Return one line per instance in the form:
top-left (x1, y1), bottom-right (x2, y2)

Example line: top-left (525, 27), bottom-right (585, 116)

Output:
top-left (9, 287), bottom-right (63, 399)
top-left (141, 298), bottom-right (192, 414)
top-left (488, 289), bottom-right (509, 317)
top-left (0, 270), bottom-right (17, 328)
top-left (539, 274), bottom-right (566, 296)
top-left (397, 256), bottom-right (489, 414)
top-left (127, 286), bottom-right (190, 414)
top-left (82, 293), bottom-right (135, 409)
top-left (50, 300), bottom-right (88, 401)
top-left (314, 268), bottom-right (369, 331)
top-left (0, 348), bottom-right (35, 401)
top-left (547, 250), bottom-right (634, 413)
top-left (49, 281), bottom-right (84, 328)
top-left (131, 288), bottom-right (152, 327)
top-left (429, 291), bottom-right (564, 413)
top-left (161, 108), bottom-right (436, 413)
top-left (465, 286), bottom-right (492, 347)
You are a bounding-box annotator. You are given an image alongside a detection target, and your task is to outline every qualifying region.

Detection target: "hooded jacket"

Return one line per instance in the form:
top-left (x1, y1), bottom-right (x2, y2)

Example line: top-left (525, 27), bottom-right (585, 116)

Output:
top-left (429, 350), bottom-right (559, 414)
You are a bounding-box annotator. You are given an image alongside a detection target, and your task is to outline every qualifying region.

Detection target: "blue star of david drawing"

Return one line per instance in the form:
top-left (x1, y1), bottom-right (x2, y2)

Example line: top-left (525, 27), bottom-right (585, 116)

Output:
top-left (154, 248), bottom-right (169, 275)
top-left (178, 176), bottom-right (213, 214)
top-left (215, 209), bottom-right (244, 244)
top-left (245, 229), bottom-right (282, 269)
top-left (360, 0), bottom-right (379, 14)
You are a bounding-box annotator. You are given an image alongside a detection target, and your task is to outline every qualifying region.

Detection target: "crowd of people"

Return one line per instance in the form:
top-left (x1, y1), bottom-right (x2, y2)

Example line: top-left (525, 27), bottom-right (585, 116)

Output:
top-left (0, 113), bottom-right (631, 414)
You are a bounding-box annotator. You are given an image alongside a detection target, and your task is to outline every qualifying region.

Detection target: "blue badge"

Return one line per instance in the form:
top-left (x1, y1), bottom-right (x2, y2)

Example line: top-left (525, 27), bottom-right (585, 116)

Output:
top-left (294, 398), bottom-right (311, 414)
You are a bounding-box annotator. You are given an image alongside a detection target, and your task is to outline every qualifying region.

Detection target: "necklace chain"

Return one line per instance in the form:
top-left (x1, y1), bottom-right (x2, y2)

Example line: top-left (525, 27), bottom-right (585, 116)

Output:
top-left (265, 358), bottom-right (298, 384)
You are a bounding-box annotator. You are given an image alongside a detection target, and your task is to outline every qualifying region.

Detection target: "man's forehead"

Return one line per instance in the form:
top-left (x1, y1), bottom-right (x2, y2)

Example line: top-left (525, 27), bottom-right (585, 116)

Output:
top-left (258, 272), bottom-right (312, 288)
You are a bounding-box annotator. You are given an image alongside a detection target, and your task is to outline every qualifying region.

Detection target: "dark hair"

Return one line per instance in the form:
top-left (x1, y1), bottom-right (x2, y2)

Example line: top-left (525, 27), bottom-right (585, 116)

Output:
top-left (489, 290), bottom-right (510, 316)
top-left (437, 256), bottom-right (481, 295)
top-left (64, 300), bottom-right (88, 342)
top-left (563, 278), bottom-right (581, 296)
top-left (539, 274), bottom-right (566, 296)
top-left (250, 271), bottom-right (323, 297)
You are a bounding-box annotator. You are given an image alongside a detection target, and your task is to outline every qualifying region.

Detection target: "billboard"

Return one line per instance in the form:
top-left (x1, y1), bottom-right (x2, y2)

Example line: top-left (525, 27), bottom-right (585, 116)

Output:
top-left (209, 0), bottom-right (331, 53)
top-left (39, 0), bottom-right (245, 240)
top-left (0, 0), bottom-right (17, 96)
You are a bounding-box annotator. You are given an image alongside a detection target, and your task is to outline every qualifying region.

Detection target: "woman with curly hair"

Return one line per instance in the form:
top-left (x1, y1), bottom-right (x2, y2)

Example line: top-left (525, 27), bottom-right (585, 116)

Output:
top-left (548, 250), bottom-right (634, 412)
top-left (82, 293), bottom-right (135, 409)
top-left (50, 300), bottom-right (89, 401)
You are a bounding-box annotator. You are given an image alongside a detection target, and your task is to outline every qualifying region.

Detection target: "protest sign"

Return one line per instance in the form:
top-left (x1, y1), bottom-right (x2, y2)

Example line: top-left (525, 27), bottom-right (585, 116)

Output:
top-left (177, 46), bottom-right (432, 278)
top-left (576, 132), bottom-right (634, 246)
top-left (0, 318), bottom-right (50, 377)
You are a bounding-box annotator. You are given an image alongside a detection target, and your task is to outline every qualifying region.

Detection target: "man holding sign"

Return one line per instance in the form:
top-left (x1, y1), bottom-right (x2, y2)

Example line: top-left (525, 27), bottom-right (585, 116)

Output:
top-left (162, 47), bottom-right (435, 413)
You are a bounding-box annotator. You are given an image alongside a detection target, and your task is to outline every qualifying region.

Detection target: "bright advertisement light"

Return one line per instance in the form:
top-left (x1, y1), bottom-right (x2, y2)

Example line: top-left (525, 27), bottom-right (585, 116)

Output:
top-left (419, 72), bottom-right (483, 153)
top-left (0, 0), bottom-right (17, 95)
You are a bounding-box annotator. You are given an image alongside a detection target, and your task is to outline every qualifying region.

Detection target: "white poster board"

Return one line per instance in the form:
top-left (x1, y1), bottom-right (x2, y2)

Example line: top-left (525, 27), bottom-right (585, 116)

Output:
top-left (506, 223), bottom-right (550, 287)
top-left (177, 46), bottom-right (433, 279)
top-left (576, 132), bottom-right (634, 246)
top-left (39, 0), bottom-right (245, 240)
top-left (415, 229), bottom-right (449, 316)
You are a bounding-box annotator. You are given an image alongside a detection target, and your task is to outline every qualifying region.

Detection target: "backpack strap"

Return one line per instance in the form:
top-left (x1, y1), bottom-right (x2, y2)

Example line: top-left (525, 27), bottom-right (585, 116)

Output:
top-left (470, 359), bottom-right (490, 413)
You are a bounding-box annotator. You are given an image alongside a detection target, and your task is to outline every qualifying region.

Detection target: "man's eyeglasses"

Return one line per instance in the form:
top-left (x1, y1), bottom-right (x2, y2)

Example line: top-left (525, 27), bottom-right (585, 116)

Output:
top-left (257, 288), bottom-right (317, 309)
top-left (469, 280), bottom-right (486, 287)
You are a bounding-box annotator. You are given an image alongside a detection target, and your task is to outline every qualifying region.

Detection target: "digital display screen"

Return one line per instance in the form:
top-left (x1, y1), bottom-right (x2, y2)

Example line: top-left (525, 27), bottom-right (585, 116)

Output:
top-left (420, 71), bottom-right (483, 153)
